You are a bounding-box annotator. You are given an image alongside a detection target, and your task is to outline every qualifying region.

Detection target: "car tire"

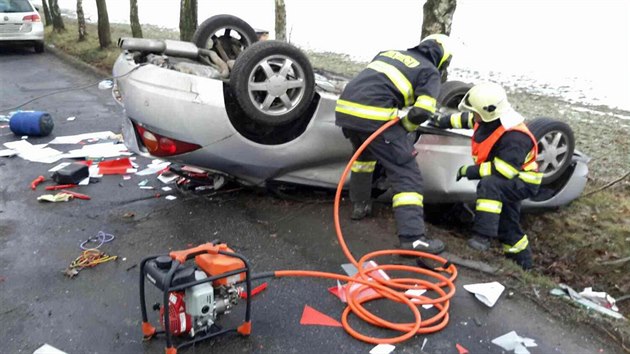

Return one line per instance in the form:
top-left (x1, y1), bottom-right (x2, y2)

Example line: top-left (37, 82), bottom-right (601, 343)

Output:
top-left (526, 117), bottom-right (575, 185)
top-left (34, 42), bottom-right (45, 54)
top-left (192, 14), bottom-right (258, 61)
top-left (437, 80), bottom-right (472, 110)
top-left (230, 40), bottom-right (315, 126)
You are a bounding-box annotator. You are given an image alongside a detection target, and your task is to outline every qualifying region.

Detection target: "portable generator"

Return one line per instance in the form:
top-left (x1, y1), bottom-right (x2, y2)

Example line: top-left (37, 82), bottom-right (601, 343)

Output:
top-left (139, 243), bottom-right (254, 354)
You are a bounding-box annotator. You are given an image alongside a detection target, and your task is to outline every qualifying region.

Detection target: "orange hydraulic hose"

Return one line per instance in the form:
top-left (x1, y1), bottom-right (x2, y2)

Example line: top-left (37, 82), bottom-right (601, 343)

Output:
top-left (274, 118), bottom-right (457, 344)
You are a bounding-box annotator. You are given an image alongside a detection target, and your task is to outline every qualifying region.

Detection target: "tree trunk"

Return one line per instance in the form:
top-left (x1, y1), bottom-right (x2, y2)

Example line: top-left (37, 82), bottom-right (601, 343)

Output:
top-left (41, 0), bottom-right (52, 27)
top-left (421, 0), bottom-right (457, 38)
top-left (49, 0), bottom-right (65, 32)
top-left (179, 0), bottom-right (197, 42)
top-left (95, 0), bottom-right (112, 48)
top-left (77, 0), bottom-right (87, 41)
top-left (130, 0), bottom-right (142, 38)
top-left (274, 0), bottom-right (286, 41)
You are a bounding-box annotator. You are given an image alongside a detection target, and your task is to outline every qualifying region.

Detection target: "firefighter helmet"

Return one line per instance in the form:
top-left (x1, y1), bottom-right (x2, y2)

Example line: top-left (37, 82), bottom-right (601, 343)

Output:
top-left (420, 34), bottom-right (452, 70)
top-left (458, 82), bottom-right (511, 123)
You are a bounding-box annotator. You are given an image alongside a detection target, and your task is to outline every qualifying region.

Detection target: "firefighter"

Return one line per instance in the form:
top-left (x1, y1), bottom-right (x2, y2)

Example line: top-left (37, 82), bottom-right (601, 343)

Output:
top-left (335, 34), bottom-right (453, 254)
top-left (429, 82), bottom-right (543, 269)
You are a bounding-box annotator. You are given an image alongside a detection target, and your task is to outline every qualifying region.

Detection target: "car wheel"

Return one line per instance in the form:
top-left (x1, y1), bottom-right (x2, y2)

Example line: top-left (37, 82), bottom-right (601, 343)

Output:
top-left (526, 117), bottom-right (575, 184)
top-left (437, 80), bottom-right (472, 111)
top-left (230, 40), bottom-right (315, 126)
top-left (34, 42), bottom-right (45, 54)
top-left (192, 14), bottom-right (258, 62)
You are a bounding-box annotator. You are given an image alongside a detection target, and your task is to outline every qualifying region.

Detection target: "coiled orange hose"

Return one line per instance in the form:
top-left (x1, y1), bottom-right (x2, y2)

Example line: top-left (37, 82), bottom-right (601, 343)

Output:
top-left (274, 118), bottom-right (457, 344)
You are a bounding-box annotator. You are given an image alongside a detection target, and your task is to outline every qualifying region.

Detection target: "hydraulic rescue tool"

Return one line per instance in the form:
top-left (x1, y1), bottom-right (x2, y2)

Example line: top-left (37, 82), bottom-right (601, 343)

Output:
top-left (140, 119), bottom-right (458, 353)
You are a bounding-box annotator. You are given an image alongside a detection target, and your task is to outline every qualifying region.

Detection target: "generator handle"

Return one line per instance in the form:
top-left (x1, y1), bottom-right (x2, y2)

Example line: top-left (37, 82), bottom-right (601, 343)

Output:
top-left (169, 242), bottom-right (227, 263)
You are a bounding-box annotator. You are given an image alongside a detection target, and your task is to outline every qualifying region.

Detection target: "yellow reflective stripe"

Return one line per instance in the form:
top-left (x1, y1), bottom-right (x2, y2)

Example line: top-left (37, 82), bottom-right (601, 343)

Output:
top-left (401, 116), bottom-right (419, 131)
top-left (467, 113), bottom-right (474, 128)
top-left (367, 61), bottom-right (414, 106)
top-left (336, 99), bottom-right (397, 121)
top-left (351, 160), bottom-right (376, 173)
top-left (493, 157), bottom-right (519, 179)
top-left (479, 162), bottom-right (492, 177)
top-left (519, 171), bottom-right (543, 185)
top-left (392, 192), bottom-right (424, 208)
top-left (476, 199), bottom-right (502, 214)
top-left (450, 112), bottom-right (463, 129)
top-left (414, 95), bottom-right (437, 114)
top-left (523, 160), bottom-right (538, 171)
top-left (503, 235), bottom-right (529, 253)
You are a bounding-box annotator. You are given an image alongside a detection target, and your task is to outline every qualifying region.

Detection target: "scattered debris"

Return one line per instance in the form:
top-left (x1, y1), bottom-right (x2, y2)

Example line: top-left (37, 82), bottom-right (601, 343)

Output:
top-left (161, 186), bottom-right (172, 192)
top-left (60, 190), bottom-right (91, 200)
top-left (30, 175), bottom-right (45, 190)
top-left (64, 249), bottom-right (118, 278)
top-left (37, 193), bottom-right (73, 203)
top-left (136, 160), bottom-right (170, 176)
top-left (456, 343), bottom-right (469, 354)
top-left (98, 80), bottom-right (114, 90)
top-left (440, 252), bottom-right (497, 274)
top-left (550, 284), bottom-right (627, 320)
top-left (98, 157), bottom-right (134, 175)
top-left (138, 179), bottom-right (149, 186)
top-left (491, 331), bottom-right (537, 354)
top-left (579, 287), bottom-right (619, 312)
top-left (421, 338), bottom-right (427, 351)
top-left (157, 171), bottom-right (179, 184)
top-left (126, 264), bottom-right (138, 271)
top-left (165, 195), bottom-right (177, 201)
top-left (122, 212), bottom-right (135, 218)
top-left (369, 344), bottom-right (395, 354)
top-left (48, 131), bottom-right (115, 145)
top-left (33, 343), bottom-right (67, 354)
top-left (463, 281), bottom-right (505, 307)
top-left (51, 162), bottom-right (89, 184)
top-left (66, 116), bottom-right (76, 121)
top-left (300, 305), bottom-right (342, 327)
top-left (79, 231), bottom-right (115, 250)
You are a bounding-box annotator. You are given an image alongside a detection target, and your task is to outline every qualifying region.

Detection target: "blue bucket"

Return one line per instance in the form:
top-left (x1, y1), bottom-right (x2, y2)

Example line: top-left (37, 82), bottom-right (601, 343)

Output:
top-left (9, 111), bottom-right (54, 137)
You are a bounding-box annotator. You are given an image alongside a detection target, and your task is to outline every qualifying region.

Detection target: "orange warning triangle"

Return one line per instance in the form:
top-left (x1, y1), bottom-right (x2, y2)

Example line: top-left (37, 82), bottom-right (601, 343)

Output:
top-left (300, 305), bottom-right (342, 327)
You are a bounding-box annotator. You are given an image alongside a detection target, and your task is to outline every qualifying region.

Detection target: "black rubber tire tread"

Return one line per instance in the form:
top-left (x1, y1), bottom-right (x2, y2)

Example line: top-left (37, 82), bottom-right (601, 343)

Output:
top-left (526, 117), bottom-right (575, 185)
top-left (437, 80), bottom-right (472, 109)
top-left (192, 14), bottom-right (258, 50)
top-left (230, 40), bottom-right (315, 126)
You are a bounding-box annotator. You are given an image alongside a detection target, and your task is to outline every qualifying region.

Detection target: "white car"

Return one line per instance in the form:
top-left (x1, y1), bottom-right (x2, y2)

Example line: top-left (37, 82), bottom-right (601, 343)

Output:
top-left (0, 0), bottom-right (44, 53)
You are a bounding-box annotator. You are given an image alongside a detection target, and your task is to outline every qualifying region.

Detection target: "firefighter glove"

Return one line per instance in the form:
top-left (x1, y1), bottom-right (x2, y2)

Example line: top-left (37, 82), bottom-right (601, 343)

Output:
top-left (456, 165), bottom-right (469, 181)
top-left (427, 113), bottom-right (442, 128)
top-left (400, 115), bottom-right (420, 132)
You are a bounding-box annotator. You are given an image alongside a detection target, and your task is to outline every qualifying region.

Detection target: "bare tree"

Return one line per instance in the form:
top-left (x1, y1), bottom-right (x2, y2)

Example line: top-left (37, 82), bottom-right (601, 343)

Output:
top-left (421, 0), bottom-right (457, 38)
top-left (48, 0), bottom-right (65, 32)
top-left (179, 0), bottom-right (197, 42)
top-left (77, 0), bottom-right (87, 41)
top-left (95, 0), bottom-right (112, 48)
top-left (275, 0), bottom-right (286, 41)
top-left (41, 0), bottom-right (52, 27)
top-left (130, 0), bottom-right (143, 38)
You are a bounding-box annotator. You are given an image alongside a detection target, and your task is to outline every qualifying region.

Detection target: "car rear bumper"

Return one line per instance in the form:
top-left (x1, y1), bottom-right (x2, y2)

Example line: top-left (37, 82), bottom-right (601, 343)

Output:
top-left (0, 23), bottom-right (44, 42)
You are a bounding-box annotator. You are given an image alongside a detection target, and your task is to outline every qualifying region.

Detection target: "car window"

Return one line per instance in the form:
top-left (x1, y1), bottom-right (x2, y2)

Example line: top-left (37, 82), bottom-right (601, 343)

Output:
top-left (0, 0), bottom-right (33, 13)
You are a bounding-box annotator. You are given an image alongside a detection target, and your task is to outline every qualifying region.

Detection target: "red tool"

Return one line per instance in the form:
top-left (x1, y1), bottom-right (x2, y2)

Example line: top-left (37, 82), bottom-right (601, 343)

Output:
top-left (45, 184), bottom-right (77, 191)
top-left (30, 176), bottom-right (45, 190)
top-left (60, 190), bottom-right (91, 200)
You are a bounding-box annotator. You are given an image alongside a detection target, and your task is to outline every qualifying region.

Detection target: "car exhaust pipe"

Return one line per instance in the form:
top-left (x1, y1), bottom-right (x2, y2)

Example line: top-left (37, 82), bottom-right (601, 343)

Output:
top-left (118, 38), bottom-right (200, 60)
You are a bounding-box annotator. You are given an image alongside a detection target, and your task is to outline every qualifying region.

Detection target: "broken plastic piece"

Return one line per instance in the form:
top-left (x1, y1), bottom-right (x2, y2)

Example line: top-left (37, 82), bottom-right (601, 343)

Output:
top-left (33, 344), bottom-right (67, 354)
top-left (300, 305), bottom-right (342, 327)
top-left (491, 331), bottom-right (537, 354)
top-left (551, 284), bottom-right (626, 320)
top-left (369, 344), bottom-right (395, 354)
top-left (463, 281), bottom-right (505, 307)
top-left (456, 343), bottom-right (469, 354)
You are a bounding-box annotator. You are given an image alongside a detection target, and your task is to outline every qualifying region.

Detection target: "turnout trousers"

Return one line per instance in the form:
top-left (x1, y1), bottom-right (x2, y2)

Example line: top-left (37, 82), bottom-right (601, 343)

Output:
top-left (342, 125), bottom-right (425, 237)
top-left (473, 175), bottom-right (539, 263)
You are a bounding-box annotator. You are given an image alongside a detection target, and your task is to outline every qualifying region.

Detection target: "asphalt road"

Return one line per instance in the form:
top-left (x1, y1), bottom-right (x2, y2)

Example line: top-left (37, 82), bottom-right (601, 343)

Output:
top-left (0, 46), bottom-right (615, 354)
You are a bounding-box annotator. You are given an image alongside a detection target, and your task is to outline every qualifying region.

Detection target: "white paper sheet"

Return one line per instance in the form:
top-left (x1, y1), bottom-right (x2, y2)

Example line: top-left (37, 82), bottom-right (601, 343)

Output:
top-left (491, 331), bottom-right (537, 354)
top-left (463, 281), bottom-right (505, 307)
top-left (47, 131), bottom-right (114, 144)
top-left (369, 344), bottom-right (395, 354)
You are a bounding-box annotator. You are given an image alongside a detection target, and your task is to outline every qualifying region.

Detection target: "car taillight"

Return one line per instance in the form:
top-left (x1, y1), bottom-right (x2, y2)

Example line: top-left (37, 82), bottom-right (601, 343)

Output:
top-left (135, 124), bottom-right (201, 157)
top-left (23, 14), bottom-right (41, 22)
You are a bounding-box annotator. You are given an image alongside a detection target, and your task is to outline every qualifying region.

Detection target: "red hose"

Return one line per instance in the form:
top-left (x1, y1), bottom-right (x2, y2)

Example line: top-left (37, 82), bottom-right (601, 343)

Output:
top-left (274, 118), bottom-right (457, 344)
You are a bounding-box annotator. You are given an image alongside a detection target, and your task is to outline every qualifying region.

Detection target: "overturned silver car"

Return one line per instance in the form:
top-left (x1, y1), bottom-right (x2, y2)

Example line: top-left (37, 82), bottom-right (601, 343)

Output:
top-left (111, 15), bottom-right (588, 210)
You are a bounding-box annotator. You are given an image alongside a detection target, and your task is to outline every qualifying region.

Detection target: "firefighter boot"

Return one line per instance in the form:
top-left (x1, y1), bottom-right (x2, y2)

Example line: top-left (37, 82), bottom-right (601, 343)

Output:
top-left (351, 201), bottom-right (372, 220)
top-left (505, 248), bottom-right (533, 270)
top-left (399, 235), bottom-right (445, 255)
top-left (467, 233), bottom-right (492, 251)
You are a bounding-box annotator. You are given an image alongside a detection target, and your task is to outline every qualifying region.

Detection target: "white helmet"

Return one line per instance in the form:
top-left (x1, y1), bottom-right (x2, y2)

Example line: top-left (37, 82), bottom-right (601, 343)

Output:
top-left (458, 82), bottom-right (511, 123)
top-left (420, 34), bottom-right (452, 69)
